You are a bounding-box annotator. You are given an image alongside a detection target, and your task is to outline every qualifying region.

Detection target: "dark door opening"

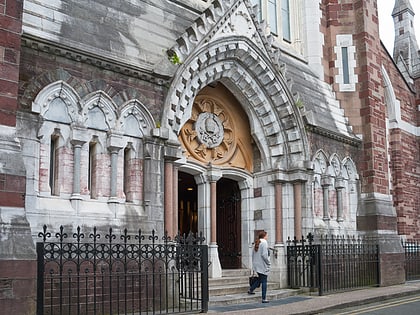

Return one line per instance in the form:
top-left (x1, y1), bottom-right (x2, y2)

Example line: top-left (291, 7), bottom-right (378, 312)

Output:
top-left (217, 178), bottom-right (242, 269)
top-left (178, 172), bottom-right (198, 235)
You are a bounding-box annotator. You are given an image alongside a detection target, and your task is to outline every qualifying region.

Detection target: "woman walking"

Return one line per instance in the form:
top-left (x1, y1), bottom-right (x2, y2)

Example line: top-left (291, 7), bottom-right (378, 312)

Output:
top-left (248, 230), bottom-right (271, 303)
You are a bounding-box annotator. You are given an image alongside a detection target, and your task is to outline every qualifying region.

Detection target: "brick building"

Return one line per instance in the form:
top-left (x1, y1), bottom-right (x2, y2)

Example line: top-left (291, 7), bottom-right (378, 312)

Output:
top-left (0, 0), bottom-right (419, 313)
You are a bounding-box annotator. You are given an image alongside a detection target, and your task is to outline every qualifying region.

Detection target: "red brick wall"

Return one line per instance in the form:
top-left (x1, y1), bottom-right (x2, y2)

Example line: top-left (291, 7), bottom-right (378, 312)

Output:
top-left (0, 0), bottom-right (23, 127)
top-left (0, 3), bottom-right (36, 314)
top-left (322, 1), bottom-right (391, 197)
top-left (18, 46), bottom-right (165, 120)
top-left (322, 0), bottom-right (406, 285)
top-left (381, 48), bottom-right (420, 239)
top-left (0, 173), bottom-right (25, 207)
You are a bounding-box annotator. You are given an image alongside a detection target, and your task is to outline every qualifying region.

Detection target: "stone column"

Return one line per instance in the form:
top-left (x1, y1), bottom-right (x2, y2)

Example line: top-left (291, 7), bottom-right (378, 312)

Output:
top-left (210, 180), bottom-right (217, 244)
top-left (70, 126), bottom-right (89, 204)
top-left (293, 182), bottom-right (302, 239)
top-left (162, 142), bottom-right (181, 238)
top-left (70, 140), bottom-right (84, 199)
top-left (109, 148), bottom-right (120, 198)
top-left (164, 161), bottom-right (174, 237)
top-left (335, 177), bottom-right (345, 222)
top-left (321, 175), bottom-right (331, 221)
top-left (172, 164), bottom-right (179, 236)
top-left (143, 140), bottom-right (164, 224)
top-left (275, 182), bottom-right (283, 244)
top-left (207, 169), bottom-right (222, 278)
top-left (107, 134), bottom-right (124, 205)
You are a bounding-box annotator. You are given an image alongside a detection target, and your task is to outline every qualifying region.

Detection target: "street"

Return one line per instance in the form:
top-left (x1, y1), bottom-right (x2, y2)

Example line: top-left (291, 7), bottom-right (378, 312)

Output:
top-left (318, 295), bottom-right (420, 315)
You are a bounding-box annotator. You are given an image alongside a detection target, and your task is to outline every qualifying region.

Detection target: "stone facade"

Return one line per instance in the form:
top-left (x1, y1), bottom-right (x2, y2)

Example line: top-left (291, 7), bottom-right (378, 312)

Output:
top-left (0, 0), bottom-right (419, 312)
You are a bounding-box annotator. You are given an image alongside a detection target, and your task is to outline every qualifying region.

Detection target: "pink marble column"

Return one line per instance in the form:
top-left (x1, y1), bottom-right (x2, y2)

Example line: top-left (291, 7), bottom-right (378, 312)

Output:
top-left (164, 161), bottom-right (173, 237)
top-left (275, 182), bottom-right (283, 244)
top-left (294, 182), bottom-right (302, 240)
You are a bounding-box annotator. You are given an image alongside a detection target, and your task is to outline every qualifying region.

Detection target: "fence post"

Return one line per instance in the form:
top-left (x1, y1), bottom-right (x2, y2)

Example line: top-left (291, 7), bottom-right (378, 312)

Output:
top-left (36, 242), bottom-right (44, 315)
top-left (201, 245), bottom-right (209, 313)
top-left (317, 244), bottom-right (323, 296)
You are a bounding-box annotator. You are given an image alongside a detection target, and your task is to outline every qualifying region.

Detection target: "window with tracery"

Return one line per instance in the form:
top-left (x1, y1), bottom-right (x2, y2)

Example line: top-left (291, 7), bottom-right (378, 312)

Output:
top-left (32, 81), bottom-right (154, 205)
top-left (312, 151), bottom-right (359, 232)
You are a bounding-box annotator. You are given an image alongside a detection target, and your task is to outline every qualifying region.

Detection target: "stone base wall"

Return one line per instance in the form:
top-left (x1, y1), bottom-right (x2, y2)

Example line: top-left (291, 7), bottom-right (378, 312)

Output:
top-left (379, 252), bottom-right (406, 286)
top-left (0, 260), bottom-right (36, 315)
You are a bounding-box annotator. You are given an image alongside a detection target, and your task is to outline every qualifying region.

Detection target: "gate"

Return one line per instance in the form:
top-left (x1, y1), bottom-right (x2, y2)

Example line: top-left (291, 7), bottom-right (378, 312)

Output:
top-left (36, 225), bottom-right (208, 315)
top-left (287, 233), bottom-right (379, 295)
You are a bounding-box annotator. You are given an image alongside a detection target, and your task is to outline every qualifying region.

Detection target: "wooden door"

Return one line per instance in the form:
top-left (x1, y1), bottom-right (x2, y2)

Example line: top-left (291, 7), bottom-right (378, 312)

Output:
top-left (216, 178), bottom-right (241, 269)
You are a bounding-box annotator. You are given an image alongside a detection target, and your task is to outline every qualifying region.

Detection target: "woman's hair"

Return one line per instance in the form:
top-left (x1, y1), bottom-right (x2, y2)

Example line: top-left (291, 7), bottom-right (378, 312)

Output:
top-left (254, 231), bottom-right (267, 252)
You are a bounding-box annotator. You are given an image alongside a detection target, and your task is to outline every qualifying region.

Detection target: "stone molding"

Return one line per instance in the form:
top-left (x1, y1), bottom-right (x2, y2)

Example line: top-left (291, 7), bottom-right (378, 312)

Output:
top-left (21, 34), bottom-right (170, 86)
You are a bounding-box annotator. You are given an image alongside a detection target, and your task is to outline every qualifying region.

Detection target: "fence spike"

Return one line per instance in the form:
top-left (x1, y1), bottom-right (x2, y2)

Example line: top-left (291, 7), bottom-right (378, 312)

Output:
top-left (55, 225), bottom-right (67, 242)
top-left (89, 226), bottom-right (100, 242)
top-left (38, 224), bottom-right (51, 242)
top-left (121, 228), bottom-right (130, 243)
top-left (105, 227), bottom-right (116, 243)
top-left (73, 226), bottom-right (85, 243)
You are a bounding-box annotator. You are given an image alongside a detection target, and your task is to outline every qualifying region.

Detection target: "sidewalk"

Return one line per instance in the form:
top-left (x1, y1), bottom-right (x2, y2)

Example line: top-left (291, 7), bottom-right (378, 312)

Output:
top-left (207, 281), bottom-right (420, 314)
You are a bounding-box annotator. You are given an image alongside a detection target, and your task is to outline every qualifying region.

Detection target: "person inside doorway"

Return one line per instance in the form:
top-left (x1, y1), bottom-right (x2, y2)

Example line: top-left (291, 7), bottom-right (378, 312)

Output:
top-left (248, 230), bottom-right (271, 303)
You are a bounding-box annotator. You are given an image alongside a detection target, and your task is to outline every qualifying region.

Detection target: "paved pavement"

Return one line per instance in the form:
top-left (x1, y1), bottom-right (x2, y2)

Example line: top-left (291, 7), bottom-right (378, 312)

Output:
top-left (207, 281), bottom-right (420, 314)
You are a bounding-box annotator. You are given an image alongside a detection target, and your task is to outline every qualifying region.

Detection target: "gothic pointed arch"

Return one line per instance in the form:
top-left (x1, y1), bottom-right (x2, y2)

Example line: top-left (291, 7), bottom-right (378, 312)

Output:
top-left (342, 157), bottom-right (359, 181)
top-left (117, 100), bottom-right (155, 138)
top-left (82, 91), bottom-right (117, 131)
top-left (313, 150), bottom-right (329, 175)
top-left (162, 0), bottom-right (308, 172)
top-left (329, 153), bottom-right (342, 178)
top-left (32, 80), bottom-right (81, 124)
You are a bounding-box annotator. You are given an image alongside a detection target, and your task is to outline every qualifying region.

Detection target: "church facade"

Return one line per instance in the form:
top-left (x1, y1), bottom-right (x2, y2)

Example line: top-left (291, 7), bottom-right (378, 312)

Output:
top-left (0, 0), bottom-right (419, 312)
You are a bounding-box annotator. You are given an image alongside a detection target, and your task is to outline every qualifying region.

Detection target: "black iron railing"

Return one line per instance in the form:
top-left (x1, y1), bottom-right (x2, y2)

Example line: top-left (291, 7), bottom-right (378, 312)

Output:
top-left (402, 239), bottom-right (420, 281)
top-left (287, 233), bottom-right (379, 295)
top-left (286, 234), bottom-right (319, 291)
top-left (36, 225), bottom-right (208, 315)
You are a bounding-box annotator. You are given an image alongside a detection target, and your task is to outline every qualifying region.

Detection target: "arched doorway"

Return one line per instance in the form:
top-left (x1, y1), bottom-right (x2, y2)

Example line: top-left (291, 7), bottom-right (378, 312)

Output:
top-left (178, 172), bottom-right (198, 235)
top-left (177, 83), bottom-right (254, 272)
top-left (217, 178), bottom-right (241, 269)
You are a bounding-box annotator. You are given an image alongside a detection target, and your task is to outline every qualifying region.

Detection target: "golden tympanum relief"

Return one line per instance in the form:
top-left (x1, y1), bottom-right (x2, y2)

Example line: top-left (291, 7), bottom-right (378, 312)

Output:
top-left (179, 84), bottom-right (253, 172)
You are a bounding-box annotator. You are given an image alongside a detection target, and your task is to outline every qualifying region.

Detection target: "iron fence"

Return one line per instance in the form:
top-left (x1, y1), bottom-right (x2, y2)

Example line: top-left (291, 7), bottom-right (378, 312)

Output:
top-left (36, 225), bottom-right (208, 315)
top-left (402, 239), bottom-right (420, 281)
top-left (287, 233), bottom-right (379, 295)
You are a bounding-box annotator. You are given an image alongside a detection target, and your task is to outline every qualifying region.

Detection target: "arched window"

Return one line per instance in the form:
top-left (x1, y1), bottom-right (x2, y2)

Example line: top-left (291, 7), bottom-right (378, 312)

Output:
top-left (123, 145), bottom-right (132, 202)
top-left (88, 140), bottom-right (98, 199)
top-left (49, 134), bottom-right (59, 196)
top-left (31, 81), bottom-right (154, 208)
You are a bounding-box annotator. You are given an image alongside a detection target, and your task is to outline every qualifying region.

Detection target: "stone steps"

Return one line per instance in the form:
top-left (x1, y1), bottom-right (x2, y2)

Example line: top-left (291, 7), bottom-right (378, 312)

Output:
top-left (208, 269), bottom-right (302, 307)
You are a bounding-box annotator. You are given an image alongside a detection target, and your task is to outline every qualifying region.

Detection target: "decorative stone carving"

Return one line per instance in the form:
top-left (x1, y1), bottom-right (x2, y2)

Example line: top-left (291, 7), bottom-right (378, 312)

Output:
top-left (196, 112), bottom-right (224, 148)
top-left (180, 96), bottom-right (236, 165)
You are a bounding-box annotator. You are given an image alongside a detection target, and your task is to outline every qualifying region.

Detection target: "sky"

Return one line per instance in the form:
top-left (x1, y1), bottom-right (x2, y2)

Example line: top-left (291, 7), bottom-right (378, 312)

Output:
top-left (378, 0), bottom-right (420, 54)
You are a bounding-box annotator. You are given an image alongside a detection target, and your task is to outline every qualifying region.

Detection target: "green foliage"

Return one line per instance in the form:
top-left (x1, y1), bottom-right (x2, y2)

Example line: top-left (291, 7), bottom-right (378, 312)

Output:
top-left (167, 50), bottom-right (182, 65)
top-left (295, 99), bottom-right (304, 109)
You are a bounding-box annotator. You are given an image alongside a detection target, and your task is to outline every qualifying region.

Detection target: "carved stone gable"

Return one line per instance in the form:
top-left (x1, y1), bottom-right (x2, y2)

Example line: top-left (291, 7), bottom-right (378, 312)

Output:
top-left (172, 0), bottom-right (270, 63)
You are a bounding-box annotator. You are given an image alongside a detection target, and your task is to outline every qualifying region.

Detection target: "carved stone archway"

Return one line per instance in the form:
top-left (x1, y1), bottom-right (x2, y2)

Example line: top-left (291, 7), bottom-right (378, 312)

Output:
top-left (162, 0), bottom-right (309, 171)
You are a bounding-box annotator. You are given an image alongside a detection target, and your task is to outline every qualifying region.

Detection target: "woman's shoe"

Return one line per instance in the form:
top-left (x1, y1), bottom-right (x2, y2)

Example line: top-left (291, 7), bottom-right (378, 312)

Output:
top-left (262, 299), bottom-right (269, 303)
top-left (247, 290), bottom-right (255, 295)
